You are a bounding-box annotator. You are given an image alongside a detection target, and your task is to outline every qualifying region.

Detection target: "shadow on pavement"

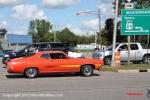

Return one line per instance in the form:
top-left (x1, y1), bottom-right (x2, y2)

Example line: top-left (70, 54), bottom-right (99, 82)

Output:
top-left (5, 73), bottom-right (100, 79)
top-left (6, 74), bottom-right (24, 78)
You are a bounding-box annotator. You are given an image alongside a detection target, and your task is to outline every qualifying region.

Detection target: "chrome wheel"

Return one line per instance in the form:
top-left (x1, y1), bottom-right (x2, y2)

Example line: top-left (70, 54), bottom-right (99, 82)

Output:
top-left (143, 55), bottom-right (150, 64)
top-left (25, 68), bottom-right (38, 78)
top-left (81, 65), bottom-right (93, 77)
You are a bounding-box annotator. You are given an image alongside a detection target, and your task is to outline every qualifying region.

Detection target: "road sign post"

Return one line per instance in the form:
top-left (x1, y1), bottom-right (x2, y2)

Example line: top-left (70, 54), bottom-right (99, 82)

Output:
top-left (124, 2), bottom-right (133, 65)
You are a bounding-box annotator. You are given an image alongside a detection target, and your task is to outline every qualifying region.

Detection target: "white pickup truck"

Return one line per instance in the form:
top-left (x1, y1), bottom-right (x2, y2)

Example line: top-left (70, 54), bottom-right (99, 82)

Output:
top-left (92, 43), bottom-right (150, 65)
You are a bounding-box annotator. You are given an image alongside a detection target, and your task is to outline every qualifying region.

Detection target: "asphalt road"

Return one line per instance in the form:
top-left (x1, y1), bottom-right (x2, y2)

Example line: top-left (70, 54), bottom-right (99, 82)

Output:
top-left (0, 58), bottom-right (150, 100)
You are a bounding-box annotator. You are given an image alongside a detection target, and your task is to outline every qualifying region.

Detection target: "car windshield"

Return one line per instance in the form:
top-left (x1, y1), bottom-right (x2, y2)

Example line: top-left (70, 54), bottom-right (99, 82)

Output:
top-left (17, 45), bottom-right (32, 53)
top-left (106, 44), bottom-right (119, 51)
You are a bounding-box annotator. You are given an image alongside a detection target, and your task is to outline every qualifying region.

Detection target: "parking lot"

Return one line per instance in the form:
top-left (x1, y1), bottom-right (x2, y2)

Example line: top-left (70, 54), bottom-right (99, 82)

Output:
top-left (0, 58), bottom-right (150, 100)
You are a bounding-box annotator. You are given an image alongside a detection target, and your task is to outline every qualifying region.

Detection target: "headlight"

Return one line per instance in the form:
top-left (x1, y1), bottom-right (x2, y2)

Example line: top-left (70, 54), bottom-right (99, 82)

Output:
top-left (11, 52), bottom-right (16, 56)
top-left (4, 54), bottom-right (10, 57)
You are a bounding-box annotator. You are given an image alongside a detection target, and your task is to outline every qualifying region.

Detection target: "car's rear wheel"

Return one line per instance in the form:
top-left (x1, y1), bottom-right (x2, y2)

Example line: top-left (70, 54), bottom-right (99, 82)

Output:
top-left (104, 56), bottom-right (111, 65)
top-left (24, 68), bottom-right (38, 78)
top-left (81, 65), bottom-right (93, 77)
top-left (143, 55), bottom-right (150, 64)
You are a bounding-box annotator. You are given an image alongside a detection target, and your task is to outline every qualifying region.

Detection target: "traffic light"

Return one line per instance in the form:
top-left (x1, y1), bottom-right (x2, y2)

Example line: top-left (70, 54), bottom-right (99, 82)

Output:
top-left (112, 0), bottom-right (126, 15)
top-left (112, 0), bottom-right (116, 13)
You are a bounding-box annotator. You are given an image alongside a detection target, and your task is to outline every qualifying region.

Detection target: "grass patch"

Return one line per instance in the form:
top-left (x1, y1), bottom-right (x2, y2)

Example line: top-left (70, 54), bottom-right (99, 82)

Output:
top-left (101, 64), bottom-right (150, 72)
top-left (101, 67), bottom-right (118, 72)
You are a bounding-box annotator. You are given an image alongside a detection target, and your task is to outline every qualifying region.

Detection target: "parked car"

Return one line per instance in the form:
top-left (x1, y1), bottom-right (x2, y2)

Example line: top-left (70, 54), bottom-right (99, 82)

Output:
top-left (0, 50), bottom-right (13, 57)
top-left (92, 43), bottom-right (150, 65)
top-left (2, 42), bottom-right (84, 64)
top-left (6, 51), bottom-right (103, 78)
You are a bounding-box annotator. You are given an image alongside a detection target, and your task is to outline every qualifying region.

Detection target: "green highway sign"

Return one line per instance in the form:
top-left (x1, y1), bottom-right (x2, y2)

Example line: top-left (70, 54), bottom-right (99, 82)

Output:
top-left (121, 9), bottom-right (150, 35)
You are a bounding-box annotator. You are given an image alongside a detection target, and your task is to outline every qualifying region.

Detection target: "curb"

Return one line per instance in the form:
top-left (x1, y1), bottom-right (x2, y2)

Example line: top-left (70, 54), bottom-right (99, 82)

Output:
top-left (118, 69), bottom-right (150, 73)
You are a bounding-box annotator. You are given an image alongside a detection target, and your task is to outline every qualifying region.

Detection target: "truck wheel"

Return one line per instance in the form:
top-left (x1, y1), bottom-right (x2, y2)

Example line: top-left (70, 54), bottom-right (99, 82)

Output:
top-left (143, 55), bottom-right (150, 64)
top-left (24, 68), bottom-right (38, 78)
top-left (81, 65), bottom-right (93, 77)
top-left (104, 56), bottom-right (111, 65)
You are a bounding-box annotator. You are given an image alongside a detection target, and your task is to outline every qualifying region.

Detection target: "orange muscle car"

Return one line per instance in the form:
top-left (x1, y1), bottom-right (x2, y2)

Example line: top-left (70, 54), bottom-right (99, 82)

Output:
top-left (6, 51), bottom-right (103, 78)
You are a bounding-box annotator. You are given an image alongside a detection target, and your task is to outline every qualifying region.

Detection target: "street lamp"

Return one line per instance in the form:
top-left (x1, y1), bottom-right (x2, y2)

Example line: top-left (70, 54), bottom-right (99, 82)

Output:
top-left (76, 8), bottom-right (102, 48)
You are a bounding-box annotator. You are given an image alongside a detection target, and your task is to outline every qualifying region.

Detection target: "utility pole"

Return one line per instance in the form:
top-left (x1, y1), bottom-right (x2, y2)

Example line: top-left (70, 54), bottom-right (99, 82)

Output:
top-left (111, 0), bottom-right (119, 67)
top-left (76, 9), bottom-right (101, 47)
top-left (98, 8), bottom-right (102, 49)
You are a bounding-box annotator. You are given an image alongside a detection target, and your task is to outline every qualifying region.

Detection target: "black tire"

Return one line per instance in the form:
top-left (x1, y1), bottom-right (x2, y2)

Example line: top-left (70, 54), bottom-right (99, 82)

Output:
top-left (24, 68), bottom-right (38, 78)
top-left (81, 65), bottom-right (93, 77)
top-left (104, 56), bottom-right (111, 65)
top-left (3, 57), bottom-right (10, 64)
top-left (132, 61), bottom-right (141, 64)
top-left (143, 55), bottom-right (150, 64)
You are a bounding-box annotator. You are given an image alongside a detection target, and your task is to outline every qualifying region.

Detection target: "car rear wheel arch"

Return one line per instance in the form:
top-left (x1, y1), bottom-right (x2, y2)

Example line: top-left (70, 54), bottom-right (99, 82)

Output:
top-left (80, 64), bottom-right (95, 70)
top-left (24, 67), bottom-right (39, 78)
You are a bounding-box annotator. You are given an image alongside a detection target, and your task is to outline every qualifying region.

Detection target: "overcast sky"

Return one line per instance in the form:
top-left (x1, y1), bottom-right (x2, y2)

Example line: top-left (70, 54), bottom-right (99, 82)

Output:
top-left (0, 0), bottom-right (114, 35)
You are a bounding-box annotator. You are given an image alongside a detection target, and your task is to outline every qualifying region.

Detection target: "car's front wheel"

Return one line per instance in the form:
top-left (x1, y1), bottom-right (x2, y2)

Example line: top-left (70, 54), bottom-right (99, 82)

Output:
top-left (24, 68), bottom-right (38, 78)
top-left (81, 65), bottom-right (93, 77)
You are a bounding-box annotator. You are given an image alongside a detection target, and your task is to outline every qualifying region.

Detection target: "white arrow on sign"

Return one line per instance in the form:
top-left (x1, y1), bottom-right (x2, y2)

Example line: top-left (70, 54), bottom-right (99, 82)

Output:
top-left (135, 27), bottom-right (143, 31)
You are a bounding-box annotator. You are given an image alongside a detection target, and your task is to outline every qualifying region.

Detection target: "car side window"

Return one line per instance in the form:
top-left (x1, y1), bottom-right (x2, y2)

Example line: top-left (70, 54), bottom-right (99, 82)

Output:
top-left (118, 44), bottom-right (128, 51)
top-left (50, 53), bottom-right (67, 59)
top-left (130, 44), bottom-right (139, 50)
top-left (40, 54), bottom-right (50, 59)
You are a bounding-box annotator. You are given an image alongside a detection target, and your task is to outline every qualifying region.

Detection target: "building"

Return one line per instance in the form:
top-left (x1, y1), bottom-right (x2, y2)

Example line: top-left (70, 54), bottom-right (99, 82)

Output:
top-left (0, 28), bottom-right (7, 50)
top-left (0, 28), bottom-right (32, 51)
top-left (7, 34), bottom-right (32, 50)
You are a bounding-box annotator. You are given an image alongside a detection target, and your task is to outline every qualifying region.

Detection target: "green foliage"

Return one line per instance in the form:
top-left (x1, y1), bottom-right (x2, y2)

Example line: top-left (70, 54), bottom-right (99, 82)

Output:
top-left (57, 28), bottom-right (78, 47)
top-left (133, 0), bottom-right (150, 9)
top-left (77, 35), bottom-right (95, 44)
top-left (42, 32), bottom-right (54, 42)
top-left (28, 19), bottom-right (52, 42)
top-left (28, 20), bottom-right (96, 45)
top-left (28, 20), bottom-right (117, 46)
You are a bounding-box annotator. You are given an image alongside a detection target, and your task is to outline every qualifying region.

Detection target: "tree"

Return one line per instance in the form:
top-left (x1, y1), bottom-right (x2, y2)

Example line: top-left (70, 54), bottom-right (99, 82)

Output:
top-left (133, 0), bottom-right (150, 9)
top-left (97, 29), bottom-right (110, 45)
top-left (57, 28), bottom-right (78, 47)
top-left (77, 35), bottom-right (95, 44)
top-left (42, 32), bottom-right (54, 42)
top-left (28, 19), bottom-right (52, 42)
